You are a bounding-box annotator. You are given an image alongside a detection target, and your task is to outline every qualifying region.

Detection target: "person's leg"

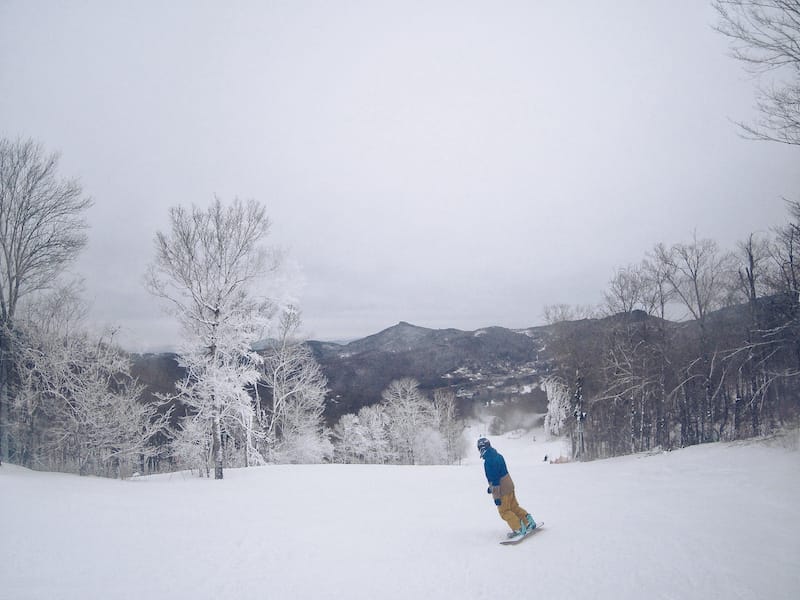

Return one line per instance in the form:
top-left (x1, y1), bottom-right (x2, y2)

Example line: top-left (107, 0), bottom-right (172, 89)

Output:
top-left (509, 492), bottom-right (529, 522)
top-left (508, 491), bottom-right (536, 530)
top-left (497, 494), bottom-right (525, 531)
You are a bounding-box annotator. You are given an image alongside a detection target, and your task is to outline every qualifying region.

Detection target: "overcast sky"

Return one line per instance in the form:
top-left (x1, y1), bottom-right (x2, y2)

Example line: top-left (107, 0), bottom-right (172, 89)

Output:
top-left (1, 0), bottom-right (798, 350)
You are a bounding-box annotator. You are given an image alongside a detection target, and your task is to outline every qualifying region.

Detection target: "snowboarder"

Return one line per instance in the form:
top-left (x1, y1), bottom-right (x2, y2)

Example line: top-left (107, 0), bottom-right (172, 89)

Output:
top-left (477, 437), bottom-right (537, 537)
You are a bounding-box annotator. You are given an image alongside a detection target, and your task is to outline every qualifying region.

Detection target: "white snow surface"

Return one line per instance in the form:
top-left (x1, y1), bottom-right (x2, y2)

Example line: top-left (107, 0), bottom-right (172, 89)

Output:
top-left (2, 427), bottom-right (799, 600)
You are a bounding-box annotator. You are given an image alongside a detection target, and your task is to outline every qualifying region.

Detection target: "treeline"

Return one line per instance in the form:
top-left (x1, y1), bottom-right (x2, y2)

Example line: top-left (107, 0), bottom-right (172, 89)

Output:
top-left (8, 286), bottom-right (170, 477)
top-left (0, 137), bottom-right (334, 478)
top-left (331, 378), bottom-right (465, 465)
top-left (542, 202), bottom-right (800, 459)
top-left (0, 137), bottom-right (463, 479)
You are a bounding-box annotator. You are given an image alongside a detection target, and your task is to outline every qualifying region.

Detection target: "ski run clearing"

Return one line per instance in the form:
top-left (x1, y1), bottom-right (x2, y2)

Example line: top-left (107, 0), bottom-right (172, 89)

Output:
top-left (2, 427), bottom-right (799, 600)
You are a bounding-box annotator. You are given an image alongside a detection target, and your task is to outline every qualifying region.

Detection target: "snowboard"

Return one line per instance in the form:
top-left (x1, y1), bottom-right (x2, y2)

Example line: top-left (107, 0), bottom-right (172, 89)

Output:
top-left (499, 521), bottom-right (544, 545)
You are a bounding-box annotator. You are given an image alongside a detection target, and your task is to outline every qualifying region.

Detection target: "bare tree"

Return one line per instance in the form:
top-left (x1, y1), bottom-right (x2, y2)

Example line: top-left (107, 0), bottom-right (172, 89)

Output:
top-left (542, 303), bottom-right (599, 324)
top-left (655, 234), bottom-right (738, 442)
top-left (549, 218), bottom-right (800, 456)
top-left (736, 234), bottom-right (770, 301)
top-left (763, 200), bottom-right (800, 375)
top-left (713, 0), bottom-right (800, 145)
top-left (767, 199), bottom-right (800, 298)
top-left (0, 137), bottom-right (92, 462)
top-left (146, 197), bottom-right (277, 479)
top-left (640, 249), bottom-right (676, 320)
top-left (655, 234), bottom-right (736, 325)
top-left (604, 265), bottom-right (644, 315)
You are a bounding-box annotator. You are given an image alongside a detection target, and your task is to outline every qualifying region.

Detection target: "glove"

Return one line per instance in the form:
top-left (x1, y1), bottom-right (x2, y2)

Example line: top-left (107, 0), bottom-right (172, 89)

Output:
top-left (494, 498), bottom-right (502, 506)
top-left (487, 486), bottom-right (492, 494)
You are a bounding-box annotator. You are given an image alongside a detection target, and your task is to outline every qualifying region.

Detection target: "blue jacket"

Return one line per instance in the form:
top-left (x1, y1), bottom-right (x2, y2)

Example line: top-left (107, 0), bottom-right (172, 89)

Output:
top-left (482, 446), bottom-right (509, 486)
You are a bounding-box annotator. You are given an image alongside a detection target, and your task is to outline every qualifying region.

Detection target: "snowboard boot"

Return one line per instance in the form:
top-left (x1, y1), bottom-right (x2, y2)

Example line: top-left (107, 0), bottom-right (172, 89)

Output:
top-left (525, 514), bottom-right (536, 531)
top-left (517, 519), bottom-right (529, 537)
top-left (507, 520), bottom-right (527, 539)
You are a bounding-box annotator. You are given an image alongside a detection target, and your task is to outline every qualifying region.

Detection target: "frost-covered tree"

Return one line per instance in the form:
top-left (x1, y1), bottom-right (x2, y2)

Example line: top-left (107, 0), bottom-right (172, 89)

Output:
top-left (542, 376), bottom-right (571, 437)
top-left (432, 388), bottom-right (465, 463)
top-left (381, 378), bottom-right (459, 465)
top-left (169, 414), bottom-right (212, 477)
top-left (381, 378), bottom-right (432, 464)
top-left (333, 380), bottom-right (463, 465)
top-left (12, 285), bottom-right (168, 477)
top-left (356, 404), bottom-right (393, 463)
top-left (332, 404), bottom-right (393, 464)
top-left (413, 428), bottom-right (447, 464)
top-left (146, 197), bottom-right (276, 479)
top-left (260, 307), bottom-right (331, 464)
top-left (332, 413), bottom-right (362, 463)
top-left (0, 137), bottom-right (92, 462)
top-left (173, 348), bottom-right (265, 474)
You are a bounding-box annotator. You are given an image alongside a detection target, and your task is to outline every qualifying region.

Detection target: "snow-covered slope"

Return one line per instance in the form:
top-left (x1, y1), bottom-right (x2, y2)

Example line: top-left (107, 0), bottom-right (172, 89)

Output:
top-left (2, 429), bottom-right (798, 600)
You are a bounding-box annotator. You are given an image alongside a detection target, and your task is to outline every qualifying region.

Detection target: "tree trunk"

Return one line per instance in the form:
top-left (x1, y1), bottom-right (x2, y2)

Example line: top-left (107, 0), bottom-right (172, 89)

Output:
top-left (750, 377), bottom-right (760, 436)
top-left (639, 389), bottom-right (647, 451)
top-left (212, 412), bottom-right (224, 480)
top-left (733, 381), bottom-right (742, 441)
top-left (0, 330), bottom-right (11, 464)
top-left (0, 365), bottom-right (8, 464)
top-left (629, 397), bottom-right (636, 454)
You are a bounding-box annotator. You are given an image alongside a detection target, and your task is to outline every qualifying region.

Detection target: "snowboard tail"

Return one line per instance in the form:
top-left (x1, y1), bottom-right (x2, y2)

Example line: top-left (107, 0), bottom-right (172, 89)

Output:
top-left (499, 521), bottom-right (544, 545)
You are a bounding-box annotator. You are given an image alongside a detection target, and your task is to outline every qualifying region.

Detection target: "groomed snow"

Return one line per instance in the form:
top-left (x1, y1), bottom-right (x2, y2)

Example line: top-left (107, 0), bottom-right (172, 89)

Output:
top-left (2, 428), bottom-right (798, 600)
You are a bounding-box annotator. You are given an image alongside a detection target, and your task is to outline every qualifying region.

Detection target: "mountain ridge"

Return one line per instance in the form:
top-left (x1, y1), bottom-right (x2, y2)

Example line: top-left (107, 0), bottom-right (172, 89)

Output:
top-left (133, 296), bottom-right (781, 427)
top-left (305, 320), bottom-right (555, 422)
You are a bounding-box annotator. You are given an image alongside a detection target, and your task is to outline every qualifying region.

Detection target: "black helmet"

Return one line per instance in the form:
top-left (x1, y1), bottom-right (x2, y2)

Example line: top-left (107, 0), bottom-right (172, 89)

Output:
top-left (477, 437), bottom-right (491, 456)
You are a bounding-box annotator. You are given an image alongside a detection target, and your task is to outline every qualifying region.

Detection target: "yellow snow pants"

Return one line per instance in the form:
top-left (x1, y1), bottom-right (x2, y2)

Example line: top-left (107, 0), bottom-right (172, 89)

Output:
top-left (497, 491), bottom-right (529, 532)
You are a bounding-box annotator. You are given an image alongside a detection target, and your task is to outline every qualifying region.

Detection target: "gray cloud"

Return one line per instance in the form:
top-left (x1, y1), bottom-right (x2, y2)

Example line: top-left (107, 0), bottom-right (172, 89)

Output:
top-left (1, 0), bottom-right (798, 350)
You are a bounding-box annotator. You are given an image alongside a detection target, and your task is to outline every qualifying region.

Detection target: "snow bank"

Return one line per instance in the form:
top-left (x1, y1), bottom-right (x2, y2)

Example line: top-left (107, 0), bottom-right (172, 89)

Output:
top-left (1, 430), bottom-right (798, 600)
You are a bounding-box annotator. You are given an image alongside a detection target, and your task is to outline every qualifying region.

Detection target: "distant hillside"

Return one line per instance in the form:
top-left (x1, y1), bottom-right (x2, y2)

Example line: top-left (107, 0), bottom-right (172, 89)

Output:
top-left (131, 298), bottom-right (785, 429)
top-left (307, 321), bottom-right (554, 422)
top-left (126, 294), bottom-right (799, 462)
top-left (130, 321), bottom-right (561, 426)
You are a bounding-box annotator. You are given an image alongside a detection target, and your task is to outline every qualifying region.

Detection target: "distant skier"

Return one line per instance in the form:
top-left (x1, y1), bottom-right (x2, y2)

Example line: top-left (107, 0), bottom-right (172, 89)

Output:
top-left (477, 437), bottom-right (537, 537)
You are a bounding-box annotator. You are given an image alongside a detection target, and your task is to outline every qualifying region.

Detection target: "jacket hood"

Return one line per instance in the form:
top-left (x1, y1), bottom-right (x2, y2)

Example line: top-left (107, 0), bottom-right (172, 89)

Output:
top-left (481, 446), bottom-right (498, 460)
